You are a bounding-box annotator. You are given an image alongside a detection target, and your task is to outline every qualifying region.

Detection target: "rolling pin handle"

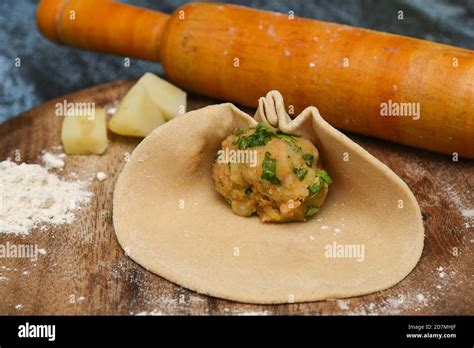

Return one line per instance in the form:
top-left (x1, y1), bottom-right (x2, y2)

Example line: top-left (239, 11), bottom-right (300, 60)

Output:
top-left (36, 0), bottom-right (170, 61)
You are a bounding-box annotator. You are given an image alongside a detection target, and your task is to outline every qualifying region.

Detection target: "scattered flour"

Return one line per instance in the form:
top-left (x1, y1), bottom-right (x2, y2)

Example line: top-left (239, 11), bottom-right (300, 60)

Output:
top-left (337, 299), bottom-right (350, 310)
top-left (416, 293), bottom-right (427, 304)
top-left (37, 248), bottom-right (47, 255)
top-left (96, 171), bottom-right (108, 182)
top-left (134, 309), bottom-right (164, 316)
top-left (461, 209), bottom-right (474, 219)
top-left (436, 266), bottom-right (447, 279)
top-left (335, 290), bottom-right (440, 315)
top-left (42, 152), bottom-right (65, 169)
top-left (236, 310), bottom-right (272, 316)
top-left (0, 159), bottom-right (92, 235)
top-left (444, 185), bottom-right (472, 224)
top-left (221, 307), bottom-right (272, 315)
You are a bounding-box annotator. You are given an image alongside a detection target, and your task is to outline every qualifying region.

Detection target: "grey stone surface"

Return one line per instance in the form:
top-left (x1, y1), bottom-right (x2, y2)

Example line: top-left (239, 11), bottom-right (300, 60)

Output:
top-left (1, 0), bottom-right (473, 123)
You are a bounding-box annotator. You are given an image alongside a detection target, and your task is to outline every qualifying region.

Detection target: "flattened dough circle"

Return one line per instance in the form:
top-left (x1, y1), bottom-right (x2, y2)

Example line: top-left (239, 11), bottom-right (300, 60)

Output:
top-left (113, 91), bottom-right (424, 304)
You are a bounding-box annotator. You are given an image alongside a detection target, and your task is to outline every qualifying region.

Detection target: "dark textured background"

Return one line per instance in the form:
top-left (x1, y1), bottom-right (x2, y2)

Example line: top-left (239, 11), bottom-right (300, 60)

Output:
top-left (1, 0), bottom-right (473, 123)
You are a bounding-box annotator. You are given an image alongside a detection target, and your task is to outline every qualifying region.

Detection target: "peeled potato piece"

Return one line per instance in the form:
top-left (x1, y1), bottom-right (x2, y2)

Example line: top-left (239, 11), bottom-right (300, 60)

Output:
top-left (108, 73), bottom-right (187, 137)
top-left (140, 72), bottom-right (187, 121)
top-left (61, 107), bottom-right (108, 155)
top-left (108, 82), bottom-right (166, 137)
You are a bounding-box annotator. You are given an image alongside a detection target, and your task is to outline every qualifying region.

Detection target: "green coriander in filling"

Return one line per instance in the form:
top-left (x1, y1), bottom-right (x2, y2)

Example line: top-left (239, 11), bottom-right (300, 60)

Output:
top-left (212, 122), bottom-right (332, 222)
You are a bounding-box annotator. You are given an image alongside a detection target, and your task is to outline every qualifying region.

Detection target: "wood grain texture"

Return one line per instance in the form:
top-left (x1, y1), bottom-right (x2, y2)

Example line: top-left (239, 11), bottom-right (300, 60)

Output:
top-left (0, 81), bottom-right (472, 315)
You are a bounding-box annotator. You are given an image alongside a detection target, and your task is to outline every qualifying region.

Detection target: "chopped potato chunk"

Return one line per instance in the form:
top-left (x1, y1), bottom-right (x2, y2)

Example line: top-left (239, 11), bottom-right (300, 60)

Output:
top-left (61, 107), bottom-right (108, 155)
top-left (108, 72), bottom-right (187, 137)
top-left (108, 82), bottom-right (166, 137)
top-left (140, 72), bottom-right (187, 121)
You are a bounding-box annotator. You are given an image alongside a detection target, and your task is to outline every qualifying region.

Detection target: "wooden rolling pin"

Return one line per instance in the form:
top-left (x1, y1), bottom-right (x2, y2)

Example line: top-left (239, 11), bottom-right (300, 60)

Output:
top-left (36, 0), bottom-right (474, 158)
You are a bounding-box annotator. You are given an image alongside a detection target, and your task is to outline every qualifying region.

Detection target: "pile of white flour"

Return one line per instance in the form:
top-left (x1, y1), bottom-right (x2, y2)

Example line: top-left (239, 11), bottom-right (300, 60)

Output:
top-left (0, 159), bottom-right (92, 235)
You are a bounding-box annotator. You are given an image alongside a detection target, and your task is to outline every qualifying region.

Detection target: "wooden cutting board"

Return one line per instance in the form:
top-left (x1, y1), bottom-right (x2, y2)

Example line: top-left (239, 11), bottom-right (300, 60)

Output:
top-left (0, 81), bottom-right (472, 315)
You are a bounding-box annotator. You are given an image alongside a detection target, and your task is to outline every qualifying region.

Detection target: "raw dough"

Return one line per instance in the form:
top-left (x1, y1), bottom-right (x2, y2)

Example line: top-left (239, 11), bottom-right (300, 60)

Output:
top-left (113, 90), bottom-right (424, 304)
